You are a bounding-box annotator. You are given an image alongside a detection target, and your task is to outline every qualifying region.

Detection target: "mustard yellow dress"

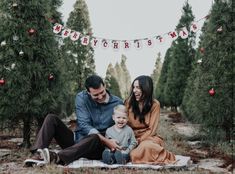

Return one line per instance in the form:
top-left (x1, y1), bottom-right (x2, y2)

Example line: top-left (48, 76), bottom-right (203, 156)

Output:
top-left (126, 99), bottom-right (176, 164)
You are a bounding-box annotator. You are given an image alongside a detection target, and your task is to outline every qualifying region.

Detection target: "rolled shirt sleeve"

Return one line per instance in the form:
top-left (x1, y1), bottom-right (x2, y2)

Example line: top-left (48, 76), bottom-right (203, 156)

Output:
top-left (89, 128), bottom-right (99, 134)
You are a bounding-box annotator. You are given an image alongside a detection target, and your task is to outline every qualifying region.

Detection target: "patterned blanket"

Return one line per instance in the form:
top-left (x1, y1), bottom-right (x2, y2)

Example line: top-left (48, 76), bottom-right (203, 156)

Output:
top-left (66, 155), bottom-right (191, 170)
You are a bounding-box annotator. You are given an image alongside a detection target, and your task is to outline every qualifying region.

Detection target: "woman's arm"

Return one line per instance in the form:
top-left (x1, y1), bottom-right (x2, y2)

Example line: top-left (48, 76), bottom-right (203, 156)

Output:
top-left (139, 101), bottom-right (160, 141)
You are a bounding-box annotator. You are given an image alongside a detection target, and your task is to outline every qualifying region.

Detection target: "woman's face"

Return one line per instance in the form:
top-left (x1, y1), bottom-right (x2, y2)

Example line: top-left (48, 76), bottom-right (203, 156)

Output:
top-left (133, 80), bottom-right (142, 101)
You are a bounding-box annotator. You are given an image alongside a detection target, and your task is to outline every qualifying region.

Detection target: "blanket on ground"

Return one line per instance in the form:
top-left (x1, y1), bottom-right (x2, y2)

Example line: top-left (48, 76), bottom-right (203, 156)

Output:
top-left (65, 155), bottom-right (191, 170)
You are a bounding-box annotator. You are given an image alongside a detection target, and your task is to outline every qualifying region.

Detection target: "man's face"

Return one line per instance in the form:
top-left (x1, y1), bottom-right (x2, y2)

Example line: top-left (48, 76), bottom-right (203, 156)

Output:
top-left (88, 84), bottom-right (107, 103)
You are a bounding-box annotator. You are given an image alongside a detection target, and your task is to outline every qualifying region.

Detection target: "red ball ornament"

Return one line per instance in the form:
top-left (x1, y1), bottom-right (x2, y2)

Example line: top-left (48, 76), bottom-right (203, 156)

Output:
top-left (48, 73), bottom-right (54, 81)
top-left (200, 47), bottom-right (205, 54)
top-left (28, 28), bottom-right (36, 36)
top-left (209, 88), bottom-right (215, 96)
top-left (0, 78), bottom-right (6, 86)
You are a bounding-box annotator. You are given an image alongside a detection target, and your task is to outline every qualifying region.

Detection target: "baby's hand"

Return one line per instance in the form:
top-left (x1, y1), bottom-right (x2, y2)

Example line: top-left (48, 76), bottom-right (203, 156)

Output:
top-left (121, 150), bottom-right (129, 154)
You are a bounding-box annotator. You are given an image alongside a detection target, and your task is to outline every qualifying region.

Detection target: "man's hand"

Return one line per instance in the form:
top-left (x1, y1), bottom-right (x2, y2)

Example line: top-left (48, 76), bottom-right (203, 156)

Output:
top-left (97, 134), bottom-right (121, 151)
top-left (107, 139), bottom-right (122, 151)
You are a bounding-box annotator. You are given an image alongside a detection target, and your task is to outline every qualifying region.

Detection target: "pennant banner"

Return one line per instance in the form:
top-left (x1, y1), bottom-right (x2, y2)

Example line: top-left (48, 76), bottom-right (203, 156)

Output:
top-left (52, 15), bottom-right (208, 50)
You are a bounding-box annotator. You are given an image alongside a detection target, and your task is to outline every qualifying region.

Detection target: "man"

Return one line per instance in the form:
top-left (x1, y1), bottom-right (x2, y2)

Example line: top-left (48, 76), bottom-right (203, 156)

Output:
top-left (26, 75), bottom-right (123, 165)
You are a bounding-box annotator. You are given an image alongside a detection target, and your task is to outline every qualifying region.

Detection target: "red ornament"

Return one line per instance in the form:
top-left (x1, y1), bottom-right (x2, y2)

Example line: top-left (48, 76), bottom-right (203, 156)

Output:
top-left (0, 78), bottom-right (6, 86)
top-left (209, 88), bottom-right (215, 96)
top-left (28, 28), bottom-right (36, 36)
top-left (48, 73), bottom-right (54, 81)
top-left (48, 18), bottom-right (56, 24)
top-left (200, 47), bottom-right (205, 54)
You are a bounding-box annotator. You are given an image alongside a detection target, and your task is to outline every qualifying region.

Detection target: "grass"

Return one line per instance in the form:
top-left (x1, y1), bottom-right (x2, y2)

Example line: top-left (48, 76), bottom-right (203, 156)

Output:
top-left (4, 165), bottom-right (214, 174)
top-left (0, 110), bottom-right (233, 174)
top-left (158, 114), bottom-right (189, 155)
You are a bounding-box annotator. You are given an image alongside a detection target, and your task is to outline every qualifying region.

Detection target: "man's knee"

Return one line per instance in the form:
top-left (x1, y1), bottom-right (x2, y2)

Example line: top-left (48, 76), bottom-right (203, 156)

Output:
top-left (44, 114), bottom-right (58, 123)
top-left (87, 134), bottom-right (100, 142)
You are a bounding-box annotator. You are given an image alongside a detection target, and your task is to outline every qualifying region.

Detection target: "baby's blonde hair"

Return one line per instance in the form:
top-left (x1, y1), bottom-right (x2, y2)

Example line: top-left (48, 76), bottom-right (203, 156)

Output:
top-left (113, 104), bottom-right (127, 117)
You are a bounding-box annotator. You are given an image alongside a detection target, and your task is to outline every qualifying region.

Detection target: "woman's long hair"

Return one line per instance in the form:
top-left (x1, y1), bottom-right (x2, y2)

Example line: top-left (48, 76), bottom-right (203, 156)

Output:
top-left (128, 75), bottom-right (153, 124)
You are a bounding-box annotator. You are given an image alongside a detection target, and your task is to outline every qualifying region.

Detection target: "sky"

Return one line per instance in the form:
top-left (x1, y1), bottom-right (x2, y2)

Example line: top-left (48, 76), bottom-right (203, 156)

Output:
top-left (59, 0), bottom-right (213, 80)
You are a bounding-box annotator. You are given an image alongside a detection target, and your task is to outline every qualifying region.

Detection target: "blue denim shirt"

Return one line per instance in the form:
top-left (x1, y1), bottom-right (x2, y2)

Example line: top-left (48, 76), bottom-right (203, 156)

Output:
top-left (75, 90), bottom-right (123, 142)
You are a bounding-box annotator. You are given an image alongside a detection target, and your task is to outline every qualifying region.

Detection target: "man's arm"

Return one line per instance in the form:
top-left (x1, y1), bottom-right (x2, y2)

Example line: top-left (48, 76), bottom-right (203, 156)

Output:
top-left (75, 93), bottom-right (99, 135)
top-left (97, 134), bottom-right (121, 151)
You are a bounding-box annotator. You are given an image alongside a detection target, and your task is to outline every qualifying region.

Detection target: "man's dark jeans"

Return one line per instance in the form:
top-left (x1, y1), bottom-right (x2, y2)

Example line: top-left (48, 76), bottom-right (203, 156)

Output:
top-left (31, 114), bottom-right (105, 164)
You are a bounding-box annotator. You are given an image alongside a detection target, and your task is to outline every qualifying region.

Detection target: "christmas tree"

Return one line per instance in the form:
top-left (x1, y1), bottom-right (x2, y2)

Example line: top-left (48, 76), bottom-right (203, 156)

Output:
top-left (182, 0), bottom-right (234, 142)
top-left (0, 0), bottom-right (64, 147)
top-left (61, 0), bottom-right (95, 93)
top-left (163, 1), bottom-right (196, 111)
top-left (106, 55), bottom-right (131, 99)
top-left (155, 47), bottom-right (173, 107)
top-left (105, 64), bottom-right (122, 98)
top-left (151, 52), bottom-right (162, 98)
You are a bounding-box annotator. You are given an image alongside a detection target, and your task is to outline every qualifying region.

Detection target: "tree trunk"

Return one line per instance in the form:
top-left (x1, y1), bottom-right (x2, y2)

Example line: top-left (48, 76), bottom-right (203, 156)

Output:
top-left (21, 114), bottom-right (31, 148)
top-left (170, 106), bottom-right (178, 112)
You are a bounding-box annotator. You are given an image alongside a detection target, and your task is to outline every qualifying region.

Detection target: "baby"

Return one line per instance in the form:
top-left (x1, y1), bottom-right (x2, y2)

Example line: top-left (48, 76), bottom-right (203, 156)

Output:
top-left (102, 104), bottom-right (137, 164)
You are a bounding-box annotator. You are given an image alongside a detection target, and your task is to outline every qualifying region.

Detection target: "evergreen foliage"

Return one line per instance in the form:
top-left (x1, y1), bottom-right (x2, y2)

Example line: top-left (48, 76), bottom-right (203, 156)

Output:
top-left (60, 0), bottom-right (95, 115)
top-left (151, 52), bottom-right (162, 98)
top-left (105, 55), bottom-right (131, 99)
top-left (61, 0), bottom-right (95, 92)
top-left (0, 0), bottom-right (64, 147)
top-left (105, 64), bottom-right (122, 98)
top-left (182, 0), bottom-right (234, 142)
top-left (155, 47), bottom-right (173, 107)
top-left (163, 1), bottom-right (196, 110)
top-left (119, 55), bottom-right (132, 98)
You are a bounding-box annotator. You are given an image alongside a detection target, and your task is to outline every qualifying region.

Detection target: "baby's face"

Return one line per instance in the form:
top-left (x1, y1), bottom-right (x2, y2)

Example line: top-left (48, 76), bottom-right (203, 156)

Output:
top-left (113, 114), bottom-right (128, 129)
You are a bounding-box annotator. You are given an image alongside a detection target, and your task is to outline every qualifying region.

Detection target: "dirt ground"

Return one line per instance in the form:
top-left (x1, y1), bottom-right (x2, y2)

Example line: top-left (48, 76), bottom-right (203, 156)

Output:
top-left (0, 111), bottom-right (234, 174)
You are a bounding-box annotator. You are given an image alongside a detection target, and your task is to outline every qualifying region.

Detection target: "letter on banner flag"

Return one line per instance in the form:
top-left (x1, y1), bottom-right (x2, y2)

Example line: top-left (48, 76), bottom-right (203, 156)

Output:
top-left (134, 40), bottom-right (142, 50)
top-left (146, 39), bottom-right (154, 48)
top-left (53, 24), bottom-right (63, 34)
top-left (112, 41), bottom-right (120, 51)
top-left (156, 36), bottom-right (164, 44)
top-left (102, 40), bottom-right (109, 49)
top-left (179, 27), bottom-right (189, 39)
top-left (123, 41), bottom-right (130, 50)
top-left (81, 36), bottom-right (90, 45)
top-left (61, 29), bottom-right (71, 38)
top-left (190, 22), bottom-right (199, 32)
top-left (70, 31), bottom-right (80, 41)
top-left (168, 31), bottom-right (178, 40)
top-left (91, 38), bottom-right (99, 48)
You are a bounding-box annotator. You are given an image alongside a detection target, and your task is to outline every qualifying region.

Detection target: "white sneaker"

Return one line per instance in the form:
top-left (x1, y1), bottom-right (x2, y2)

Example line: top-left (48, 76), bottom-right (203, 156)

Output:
top-left (42, 148), bottom-right (50, 163)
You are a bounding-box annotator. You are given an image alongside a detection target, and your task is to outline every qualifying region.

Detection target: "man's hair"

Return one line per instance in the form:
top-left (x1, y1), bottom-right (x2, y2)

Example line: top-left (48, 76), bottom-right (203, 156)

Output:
top-left (85, 75), bottom-right (104, 91)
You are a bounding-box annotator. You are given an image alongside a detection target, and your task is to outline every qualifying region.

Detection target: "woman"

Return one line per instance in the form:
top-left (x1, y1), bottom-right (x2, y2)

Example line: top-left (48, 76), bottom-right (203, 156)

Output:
top-left (125, 75), bottom-right (176, 164)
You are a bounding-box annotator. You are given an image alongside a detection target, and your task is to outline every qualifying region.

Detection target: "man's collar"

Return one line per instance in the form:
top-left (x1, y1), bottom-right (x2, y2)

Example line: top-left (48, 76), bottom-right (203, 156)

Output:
top-left (103, 92), bottom-right (110, 103)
